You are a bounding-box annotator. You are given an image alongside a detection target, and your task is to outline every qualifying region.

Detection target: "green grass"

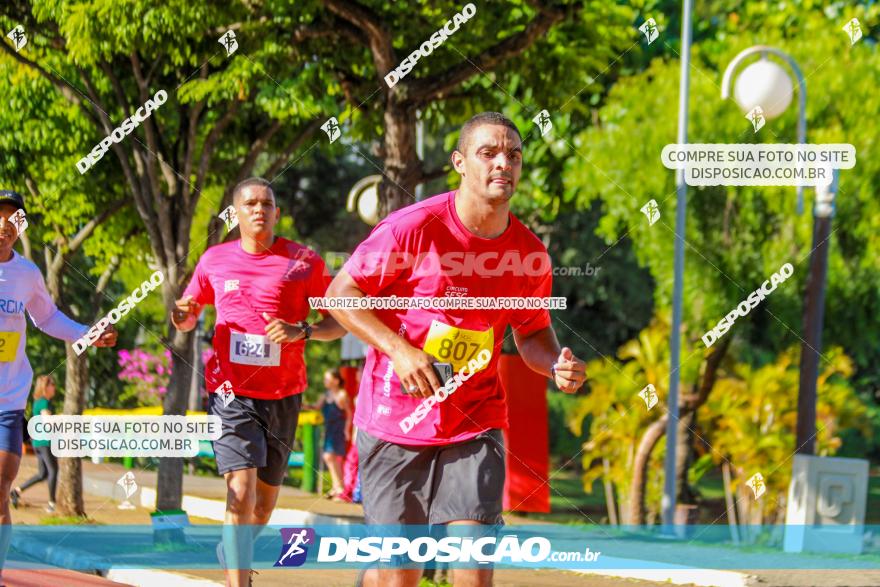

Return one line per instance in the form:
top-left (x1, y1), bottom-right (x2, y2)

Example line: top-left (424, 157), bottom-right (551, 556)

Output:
top-left (868, 474), bottom-right (880, 524)
top-left (38, 515), bottom-right (102, 525)
top-left (281, 467), bottom-right (334, 493)
top-left (694, 471), bottom-right (726, 500)
top-left (513, 469), bottom-right (608, 524)
top-left (513, 467), bottom-right (880, 525)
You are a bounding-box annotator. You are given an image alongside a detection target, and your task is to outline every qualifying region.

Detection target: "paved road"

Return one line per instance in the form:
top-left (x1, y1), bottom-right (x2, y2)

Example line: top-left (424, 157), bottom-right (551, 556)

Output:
top-left (4, 551), bottom-right (130, 587)
top-left (2, 569), bottom-right (132, 587)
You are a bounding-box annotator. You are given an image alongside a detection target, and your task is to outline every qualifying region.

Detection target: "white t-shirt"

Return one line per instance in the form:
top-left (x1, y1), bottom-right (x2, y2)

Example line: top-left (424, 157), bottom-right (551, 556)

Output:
top-left (0, 251), bottom-right (88, 411)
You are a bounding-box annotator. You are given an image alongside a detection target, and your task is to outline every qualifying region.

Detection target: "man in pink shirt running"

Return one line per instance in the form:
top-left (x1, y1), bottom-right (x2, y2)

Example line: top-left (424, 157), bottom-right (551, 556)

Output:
top-left (172, 178), bottom-right (345, 587)
top-left (327, 112), bottom-right (587, 587)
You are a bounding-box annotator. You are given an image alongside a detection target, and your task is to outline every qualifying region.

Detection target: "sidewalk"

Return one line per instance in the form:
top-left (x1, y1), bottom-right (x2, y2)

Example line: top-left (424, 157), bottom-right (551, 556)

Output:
top-left (75, 456), bottom-right (363, 525)
top-left (4, 546), bottom-right (132, 587)
top-left (3, 568), bottom-right (132, 587)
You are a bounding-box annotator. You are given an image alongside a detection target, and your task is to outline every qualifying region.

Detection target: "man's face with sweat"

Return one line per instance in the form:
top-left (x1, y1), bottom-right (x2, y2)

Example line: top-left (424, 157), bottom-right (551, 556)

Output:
top-left (452, 124), bottom-right (523, 202)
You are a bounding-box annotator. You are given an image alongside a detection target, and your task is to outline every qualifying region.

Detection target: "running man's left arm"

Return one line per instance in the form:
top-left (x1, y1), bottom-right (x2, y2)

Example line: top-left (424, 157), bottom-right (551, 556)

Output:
top-left (263, 312), bottom-right (345, 343)
top-left (513, 327), bottom-right (586, 394)
top-left (26, 267), bottom-right (117, 346)
top-left (510, 255), bottom-right (585, 394)
top-left (305, 314), bottom-right (345, 341)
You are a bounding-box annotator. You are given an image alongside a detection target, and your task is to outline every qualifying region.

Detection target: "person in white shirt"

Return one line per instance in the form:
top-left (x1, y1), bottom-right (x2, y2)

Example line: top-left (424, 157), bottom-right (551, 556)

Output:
top-left (0, 190), bottom-right (117, 580)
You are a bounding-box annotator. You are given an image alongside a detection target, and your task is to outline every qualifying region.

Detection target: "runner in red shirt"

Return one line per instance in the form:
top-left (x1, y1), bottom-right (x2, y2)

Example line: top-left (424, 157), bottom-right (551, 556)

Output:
top-left (172, 178), bottom-right (344, 587)
top-left (326, 112), bottom-right (587, 587)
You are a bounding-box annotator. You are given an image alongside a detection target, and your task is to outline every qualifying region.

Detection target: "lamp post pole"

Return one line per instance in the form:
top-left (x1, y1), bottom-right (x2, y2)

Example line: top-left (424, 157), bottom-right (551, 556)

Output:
top-left (796, 170), bottom-right (838, 454)
top-left (721, 46), bottom-right (829, 456)
top-left (662, 0), bottom-right (694, 531)
top-left (416, 109), bottom-right (425, 201)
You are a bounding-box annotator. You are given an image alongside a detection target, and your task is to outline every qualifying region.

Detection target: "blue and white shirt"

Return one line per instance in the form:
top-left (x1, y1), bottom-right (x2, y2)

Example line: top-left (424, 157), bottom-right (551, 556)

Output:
top-left (0, 251), bottom-right (88, 411)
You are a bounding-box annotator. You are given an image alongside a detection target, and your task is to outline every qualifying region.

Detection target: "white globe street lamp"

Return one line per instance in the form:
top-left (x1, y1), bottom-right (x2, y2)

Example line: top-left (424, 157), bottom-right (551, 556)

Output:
top-left (732, 59), bottom-right (794, 120)
top-left (722, 47), bottom-right (844, 544)
top-left (347, 174), bottom-right (383, 225)
top-left (721, 45), bottom-right (806, 212)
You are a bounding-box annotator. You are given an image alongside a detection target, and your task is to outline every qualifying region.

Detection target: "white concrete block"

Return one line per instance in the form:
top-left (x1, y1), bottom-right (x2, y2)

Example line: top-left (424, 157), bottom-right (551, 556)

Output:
top-left (784, 454), bottom-right (869, 554)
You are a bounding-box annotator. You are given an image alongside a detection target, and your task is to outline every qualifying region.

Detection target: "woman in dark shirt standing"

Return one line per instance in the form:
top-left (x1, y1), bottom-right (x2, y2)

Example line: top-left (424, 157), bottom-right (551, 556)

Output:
top-left (11, 375), bottom-right (58, 512)
top-left (317, 369), bottom-right (352, 500)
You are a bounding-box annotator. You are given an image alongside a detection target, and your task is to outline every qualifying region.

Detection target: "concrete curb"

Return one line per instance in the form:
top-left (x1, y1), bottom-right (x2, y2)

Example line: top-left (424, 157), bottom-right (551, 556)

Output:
top-left (12, 532), bottom-right (224, 586)
top-left (106, 569), bottom-right (222, 586)
top-left (84, 475), bottom-right (349, 526)
top-left (12, 534), bottom-right (112, 576)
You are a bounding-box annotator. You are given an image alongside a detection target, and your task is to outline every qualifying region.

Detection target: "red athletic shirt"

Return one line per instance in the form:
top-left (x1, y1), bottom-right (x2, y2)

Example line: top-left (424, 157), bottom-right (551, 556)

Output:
top-left (344, 190), bottom-right (552, 446)
top-left (184, 237), bottom-right (330, 400)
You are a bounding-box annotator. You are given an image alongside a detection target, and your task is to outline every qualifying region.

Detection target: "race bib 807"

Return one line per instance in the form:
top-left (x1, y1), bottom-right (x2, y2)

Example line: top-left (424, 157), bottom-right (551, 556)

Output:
top-left (422, 320), bottom-right (493, 373)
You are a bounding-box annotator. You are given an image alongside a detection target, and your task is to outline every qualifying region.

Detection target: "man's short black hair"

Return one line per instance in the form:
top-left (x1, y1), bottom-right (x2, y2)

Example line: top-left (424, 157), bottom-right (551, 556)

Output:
top-left (232, 177), bottom-right (275, 204)
top-left (455, 112), bottom-right (522, 153)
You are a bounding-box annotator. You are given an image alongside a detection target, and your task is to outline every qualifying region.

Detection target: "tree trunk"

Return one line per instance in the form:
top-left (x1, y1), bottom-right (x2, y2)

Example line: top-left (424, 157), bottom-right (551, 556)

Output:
top-left (722, 462), bottom-right (740, 544)
top-left (35, 205), bottom-right (126, 518)
top-left (736, 480), bottom-right (752, 544)
top-left (671, 336), bottom-right (733, 512)
top-left (57, 346), bottom-right (89, 517)
top-left (156, 327), bottom-right (194, 511)
top-left (674, 410), bottom-right (698, 504)
top-left (380, 101), bottom-right (421, 216)
top-left (602, 458), bottom-right (618, 526)
top-left (629, 414), bottom-right (669, 526)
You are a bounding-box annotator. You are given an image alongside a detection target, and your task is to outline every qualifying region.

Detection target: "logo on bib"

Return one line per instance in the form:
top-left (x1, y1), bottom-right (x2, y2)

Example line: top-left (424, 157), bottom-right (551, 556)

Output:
top-left (224, 280), bottom-right (239, 292)
top-left (422, 320), bottom-right (493, 373)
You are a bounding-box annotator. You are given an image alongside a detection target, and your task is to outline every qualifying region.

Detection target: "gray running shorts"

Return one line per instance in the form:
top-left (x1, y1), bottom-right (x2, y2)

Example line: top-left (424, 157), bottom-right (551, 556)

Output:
top-left (208, 392), bottom-right (302, 486)
top-left (357, 428), bottom-right (505, 526)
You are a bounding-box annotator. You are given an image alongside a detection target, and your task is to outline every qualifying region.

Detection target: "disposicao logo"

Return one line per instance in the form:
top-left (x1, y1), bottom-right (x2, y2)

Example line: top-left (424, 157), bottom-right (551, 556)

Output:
top-left (384, 3), bottom-right (476, 89)
top-left (275, 528), bottom-right (315, 567)
top-left (76, 89), bottom-right (168, 174)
